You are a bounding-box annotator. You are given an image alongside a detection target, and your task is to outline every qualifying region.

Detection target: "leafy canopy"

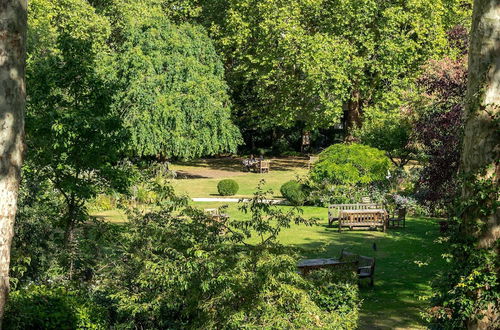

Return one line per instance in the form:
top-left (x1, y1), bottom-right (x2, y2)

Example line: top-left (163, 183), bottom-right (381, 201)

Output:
top-left (311, 143), bottom-right (391, 185)
top-left (110, 11), bottom-right (242, 159)
top-left (26, 0), bottom-right (130, 229)
top-left (203, 0), bottom-right (462, 132)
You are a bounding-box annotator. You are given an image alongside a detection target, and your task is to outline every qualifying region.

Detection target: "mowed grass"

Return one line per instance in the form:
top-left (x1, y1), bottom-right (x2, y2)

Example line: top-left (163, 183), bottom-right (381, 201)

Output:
top-left (192, 201), bottom-right (445, 329)
top-left (92, 157), bottom-right (445, 329)
top-left (170, 157), bottom-right (309, 198)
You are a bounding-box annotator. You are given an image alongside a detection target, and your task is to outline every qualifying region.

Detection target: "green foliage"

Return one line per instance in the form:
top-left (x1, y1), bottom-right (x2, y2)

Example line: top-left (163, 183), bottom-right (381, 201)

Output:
top-left (428, 173), bottom-right (500, 328)
top-left (217, 179), bottom-right (239, 196)
top-left (307, 183), bottom-right (386, 207)
top-left (280, 180), bottom-right (307, 206)
top-left (355, 112), bottom-right (417, 168)
top-left (310, 143), bottom-right (391, 185)
top-left (4, 285), bottom-right (108, 330)
top-left (27, 0), bottom-right (130, 238)
top-left (204, 0), bottom-right (458, 133)
top-left (110, 12), bottom-right (241, 159)
top-left (96, 181), bottom-right (358, 328)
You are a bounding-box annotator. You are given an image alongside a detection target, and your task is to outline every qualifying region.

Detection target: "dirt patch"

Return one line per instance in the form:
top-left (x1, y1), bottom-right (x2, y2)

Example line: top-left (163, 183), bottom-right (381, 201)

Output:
top-left (173, 156), bottom-right (309, 179)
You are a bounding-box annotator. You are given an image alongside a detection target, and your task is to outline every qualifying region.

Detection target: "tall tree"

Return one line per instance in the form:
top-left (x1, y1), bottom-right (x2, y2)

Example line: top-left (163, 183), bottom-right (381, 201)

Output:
top-left (430, 0), bottom-right (500, 328)
top-left (203, 0), bottom-right (467, 139)
top-left (108, 6), bottom-right (241, 160)
top-left (27, 0), bottom-right (129, 249)
top-left (0, 0), bottom-right (27, 321)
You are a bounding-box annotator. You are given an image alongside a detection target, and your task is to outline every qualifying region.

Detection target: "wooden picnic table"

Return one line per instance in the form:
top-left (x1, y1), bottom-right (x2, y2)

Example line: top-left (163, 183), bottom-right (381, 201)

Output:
top-left (339, 209), bottom-right (388, 232)
top-left (297, 258), bottom-right (357, 275)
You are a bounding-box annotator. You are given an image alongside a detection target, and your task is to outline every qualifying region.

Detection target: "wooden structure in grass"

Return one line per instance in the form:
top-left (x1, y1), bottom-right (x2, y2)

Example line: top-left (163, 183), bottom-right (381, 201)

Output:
top-left (328, 203), bottom-right (381, 226)
top-left (258, 160), bottom-right (270, 173)
top-left (340, 250), bottom-right (376, 286)
top-left (338, 209), bottom-right (387, 232)
top-left (388, 208), bottom-right (407, 228)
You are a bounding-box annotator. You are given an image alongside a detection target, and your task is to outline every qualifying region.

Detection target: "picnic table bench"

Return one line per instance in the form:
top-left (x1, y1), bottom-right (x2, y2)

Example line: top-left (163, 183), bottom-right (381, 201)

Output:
top-left (328, 203), bottom-right (381, 226)
top-left (338, 209), bottom-right (387, 232)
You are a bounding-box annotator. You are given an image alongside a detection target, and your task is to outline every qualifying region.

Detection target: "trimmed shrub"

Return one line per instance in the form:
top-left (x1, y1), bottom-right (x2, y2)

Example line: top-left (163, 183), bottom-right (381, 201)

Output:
top-left (280, 180), bottom-right (306, 205)
top-left (310, 143), bottom-right (391, 185)
top-left (217, 179), bottom-right (239, 196)
top-left (4, 285), bottom-right (108, 329)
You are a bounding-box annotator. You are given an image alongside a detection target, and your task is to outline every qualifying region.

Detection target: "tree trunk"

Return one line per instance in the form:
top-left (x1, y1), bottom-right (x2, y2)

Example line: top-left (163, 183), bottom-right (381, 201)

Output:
top-left (0, 0), bottom-right (27, 323)
top-left (460, 0), bottom-right (499, 328)
top-left (343, 89), bottom-right (362, 141)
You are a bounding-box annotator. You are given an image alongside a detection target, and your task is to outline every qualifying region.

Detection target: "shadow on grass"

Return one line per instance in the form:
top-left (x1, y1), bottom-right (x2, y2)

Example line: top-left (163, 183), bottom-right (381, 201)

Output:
top-left (174, 156), bottom-right (309, 173)
top-left (292, 217), bottom-right (445, 329)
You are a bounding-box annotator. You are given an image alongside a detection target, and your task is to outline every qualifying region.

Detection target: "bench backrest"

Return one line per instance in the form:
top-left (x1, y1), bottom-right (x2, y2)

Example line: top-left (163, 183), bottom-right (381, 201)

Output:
top-left (359, 255), bottom-right (375, 269)
top-left (328, 203), bottom-right (381, 220)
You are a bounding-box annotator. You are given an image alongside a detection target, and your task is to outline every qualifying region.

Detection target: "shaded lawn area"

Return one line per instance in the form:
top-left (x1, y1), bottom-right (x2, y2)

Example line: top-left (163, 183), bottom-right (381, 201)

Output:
top-left (191, 202), bottom-right (446, 329)
top-left (170, 157), bottom-right (309, 198)
top-left (92, 201), bottom-right (446, 329)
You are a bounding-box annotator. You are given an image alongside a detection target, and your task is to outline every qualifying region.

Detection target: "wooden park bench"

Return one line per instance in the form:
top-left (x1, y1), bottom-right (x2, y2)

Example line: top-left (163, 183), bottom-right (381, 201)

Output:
top-left (340, 250), bottom-right (376, 286)
top-left (328, 203), bottom-right (381, 226)
top-left (338, 209), bottom-right (387, 232)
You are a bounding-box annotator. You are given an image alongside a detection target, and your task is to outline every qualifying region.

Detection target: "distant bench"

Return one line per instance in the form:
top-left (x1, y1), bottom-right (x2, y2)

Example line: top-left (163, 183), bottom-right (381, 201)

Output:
top-left (328, 203), bottom-right (381, 226)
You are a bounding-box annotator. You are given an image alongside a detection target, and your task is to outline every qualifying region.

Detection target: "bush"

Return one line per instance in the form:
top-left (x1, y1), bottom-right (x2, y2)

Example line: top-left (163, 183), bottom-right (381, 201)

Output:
top-left (218, 179), bottom-right (239, 196)
top-left (4, 285), bottom-right (108, 330)
top-left (280, 180), bottom-right (306, 205)
top-left (310, 143), bottom-right (391, 185)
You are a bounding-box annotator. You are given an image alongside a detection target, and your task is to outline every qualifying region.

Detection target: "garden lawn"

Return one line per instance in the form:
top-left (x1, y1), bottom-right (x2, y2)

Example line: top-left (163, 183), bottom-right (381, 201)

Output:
top-left (192, 202), bottom-right (446, 330)
top-left (170, 157), bottom-right (308, 198)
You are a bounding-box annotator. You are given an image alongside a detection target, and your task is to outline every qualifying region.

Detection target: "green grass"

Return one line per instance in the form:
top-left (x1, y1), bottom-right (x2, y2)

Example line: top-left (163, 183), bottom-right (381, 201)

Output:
top-left (170, 157), bottom-right (308, 198)
top-left (92, 157), bottom-right (446, 329)
top-left (192, 202), bottom-right (445, 329)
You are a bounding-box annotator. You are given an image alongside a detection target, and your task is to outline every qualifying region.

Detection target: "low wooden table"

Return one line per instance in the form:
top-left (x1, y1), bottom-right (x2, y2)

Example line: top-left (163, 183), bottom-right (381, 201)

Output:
top-left (297, 258), bottom-right (357, 275)
top-left (339, 209), bottom-right (388, 232)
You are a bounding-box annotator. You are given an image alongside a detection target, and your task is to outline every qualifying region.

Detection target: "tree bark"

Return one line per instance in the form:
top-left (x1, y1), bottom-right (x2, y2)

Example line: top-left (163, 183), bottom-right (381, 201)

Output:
top-left (343, 89), bottom-right (362, 141)
top-left (0, 0), bottom-right (27, 323)
top-left (460, 0), bottom-right (499, 328)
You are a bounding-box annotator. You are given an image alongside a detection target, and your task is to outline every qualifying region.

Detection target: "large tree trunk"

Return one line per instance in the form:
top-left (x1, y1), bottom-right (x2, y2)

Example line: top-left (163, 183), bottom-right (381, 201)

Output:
top-left (0, 0), bottom-right (27, 323)
top-left (460, 0), bottom-right (499, 328)
top-left (343, 89), bottom-right (362, 141)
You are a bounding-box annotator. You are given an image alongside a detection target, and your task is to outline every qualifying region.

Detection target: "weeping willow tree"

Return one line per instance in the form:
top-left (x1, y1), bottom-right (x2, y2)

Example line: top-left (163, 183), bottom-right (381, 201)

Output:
top-left (111, 15), bottom-right (242, 160)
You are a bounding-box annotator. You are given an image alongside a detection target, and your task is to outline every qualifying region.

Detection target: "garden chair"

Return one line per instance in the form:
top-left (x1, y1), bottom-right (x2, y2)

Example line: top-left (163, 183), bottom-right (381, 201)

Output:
top-left (388, 208), bottom-right (407, 228)
top-left (340, 249), bottom-right (376, 286)
top-left (259, 160), bottom-right (270, 173)
top-left (358, 255), bottom-right (375, 286)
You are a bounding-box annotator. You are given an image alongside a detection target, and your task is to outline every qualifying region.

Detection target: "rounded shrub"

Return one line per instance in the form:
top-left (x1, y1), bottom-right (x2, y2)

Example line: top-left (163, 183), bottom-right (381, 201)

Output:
top-left (310, 143), bottom-right (391, 185)
top-left (217, 179), bottom-right (239, 196)
top-left (280, 180), bottom-right (306, 206)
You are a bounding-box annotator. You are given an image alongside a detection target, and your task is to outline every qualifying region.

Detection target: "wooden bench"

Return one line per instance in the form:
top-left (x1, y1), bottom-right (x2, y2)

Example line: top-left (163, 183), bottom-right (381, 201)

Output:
top-left (328, 203), bottom-right (381, 226)
top-left (338, 209), bottom-right (387, 232)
